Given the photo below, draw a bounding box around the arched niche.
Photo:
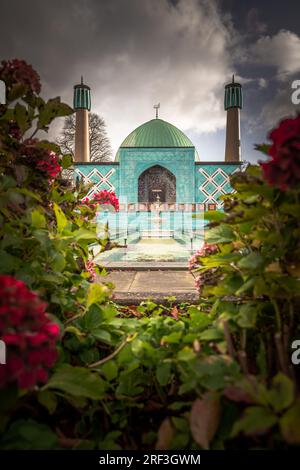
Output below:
[138,165,176,203]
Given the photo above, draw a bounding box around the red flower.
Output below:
[0,59,41,95]
[36,153,61,179]
[260,115,300,190]
[21,139,61,180]
[0,275,60,390]
[82,190,119,211]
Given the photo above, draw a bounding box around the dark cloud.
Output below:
[1,0,300,162]
[246,8,267,35]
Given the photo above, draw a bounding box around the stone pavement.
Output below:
[101,270,198,305]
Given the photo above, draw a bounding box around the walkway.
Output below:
[102,270,198,305]
[95,238,201,304]
[95,238,195,269]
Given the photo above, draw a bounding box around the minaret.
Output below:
[73,77,91,162]
[224,75,242,162]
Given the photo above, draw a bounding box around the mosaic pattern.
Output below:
[119,147,195,203]
[74,165,119,198]
[196,165,239,209]
[74,160,239,206]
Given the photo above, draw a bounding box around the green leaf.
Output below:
[79,348,99,364]
[235,277,256,295]
[82,307,104,330]
[7,189,24,206]
[161,331,182,344]
[31,209,46,229]
[280,400,300,444]
[206,225,236,244]
[14,103,29,133]
[156,362,172,386]
[64,325,85,338]
[205,211,226,222]
[87,283,109,308]
[62,153,73,169]
[44,364,107,399]
[37,390,58,414]
[177,347,196,362]
[92,329,112,344]
[74,228,97,241]
[254,143,270,155]
[99,431,122,450]
[238,252,264,270]
[116,371,145,397]
[237,304,257,328]
[267,373,294,412]
[38,97,73,128]
[14,187,41,201]
[53,203,68,232]
[0,419,57,450]
[100,361,118,381]
[188,307,212,331]
[51,252,66,272]
[231,406,277,436]
[199,328,224,341]
[0,251,21,273]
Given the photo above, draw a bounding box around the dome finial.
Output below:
[81,75,83,85]
[232,74,235,83]
[153,103,160,119]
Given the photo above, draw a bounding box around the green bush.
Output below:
[0,60,299,450]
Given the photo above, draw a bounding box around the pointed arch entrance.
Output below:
[138,165,176,203]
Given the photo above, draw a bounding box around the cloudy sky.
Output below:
[1,0,300,162]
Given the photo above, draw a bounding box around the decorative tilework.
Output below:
[74,160,239,208]
[74,165,119,198]
[119,147,195,203]
[196,165,240,209]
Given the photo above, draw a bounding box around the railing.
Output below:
[118,202,216,212]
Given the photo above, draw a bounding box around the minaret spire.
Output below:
[73,77,91,162]
[224,75,243,162]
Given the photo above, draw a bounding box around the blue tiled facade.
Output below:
[119,148,195,203]
[74,148,240,209]
[75,164,120,195]
[195,163,239,207]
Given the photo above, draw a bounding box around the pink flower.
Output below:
[188,243,218,270]
[85,260,97,281]
[194,276,202,290]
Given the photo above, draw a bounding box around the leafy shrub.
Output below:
[189,118,300,445]
[0,59,299,450]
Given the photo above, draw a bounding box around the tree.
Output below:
[57,113,113,162]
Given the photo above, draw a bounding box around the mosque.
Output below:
[72,77,242,213]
